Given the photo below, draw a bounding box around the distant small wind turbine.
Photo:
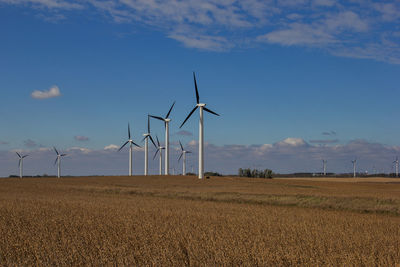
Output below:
[393,157,399,177]
[119,123,140,176]
[351,159,357,178]
[180,72,220,179]
[322,159,327,176]
[142,115,157,176]
[178,141,191,176]
[150,101,175,175]
[16,152,28,178]
[54,147,67,178]
[153,135,165,175]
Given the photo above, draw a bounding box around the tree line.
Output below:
[238,168,273,178]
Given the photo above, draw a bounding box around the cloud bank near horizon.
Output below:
[1,0,400,64]
[1,137,399,177]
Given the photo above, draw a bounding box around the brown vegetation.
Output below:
[0,176,399,265]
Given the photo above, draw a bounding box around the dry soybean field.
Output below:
[0,175,399,265]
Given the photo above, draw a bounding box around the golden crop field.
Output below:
[0,175,399,266]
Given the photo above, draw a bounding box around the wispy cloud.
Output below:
[175,130,193,137]
[0,141,8,145]
[309,139,339,144]
[322,131,337,136]
[23,139,37,148]
[0,0,83,10]
[31,85,61,99]
[74,135,89,142]
[2,0,400,64]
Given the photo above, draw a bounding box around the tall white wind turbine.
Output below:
[142,115,157,176]
[180,72,220,179]
[119,123,141,176]
[150,101,175,175]
[178,141,191,176]
[351,159,357,178]
[153,135,165,175]
[54,147,67,178]
[16,152,28,178]
[393,157,399,177]
[322,159,327,176]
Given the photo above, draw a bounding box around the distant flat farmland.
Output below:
[0,176,399,265]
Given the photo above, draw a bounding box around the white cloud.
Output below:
[0,0,83,10]
[258,23,335,46]
[1,138,400,176]
[188,140,198,146]
[1,0,400,64]
[31,85,61,99]
[104,144,119,150]
[67,147,91,154]
[277,138,307,146]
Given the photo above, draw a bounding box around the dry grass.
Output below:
[0,176,399,265]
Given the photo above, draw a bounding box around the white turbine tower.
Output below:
[351,159,357,178]
[180,72,220,179]
[178,141,191,176]
[16,152,28,178]
[322,159,327,176]
[54,147,67,178]
[150,101,175,175]
[393,157,399,177]
[118,123,141,176]
[142,115,157,176]
[153,135,165,175]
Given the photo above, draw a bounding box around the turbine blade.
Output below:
[118,141,129,151]
[54,147,59,155]
[61,154,67,157]
[149,135,157,149]
[166,101,175,119]
[149,115,165,122]
[141,136,147,142]
[178,153,183,162]
[179,106,198,128]
[204,107,220,116]
[186,151,192,153]
[193,72,199,104]
[22,155,28,158]
[153,149,159,160]
[179,140,183,151]
[147,115,150,133]
[128,123,131,139]
[156,135,160,147]
[54,157,58,165]
[16,152,21,158]
[132,141,141,148]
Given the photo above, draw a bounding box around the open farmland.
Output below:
[0,176,399,265]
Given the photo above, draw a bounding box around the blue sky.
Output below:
[0,0,399,176]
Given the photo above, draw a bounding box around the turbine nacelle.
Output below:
[197,103,206,107]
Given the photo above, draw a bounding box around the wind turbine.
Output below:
[150,101,175,175]
[54,147,67,178]
[178,141,191,176]
[142,115,157,176]
[393,157,399,177]
[322,159,327,176]
[119,123,140,176]
[351,159,357,178]
[180,72,220,179]
[16,152,28,178]
[153,135,165,175]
